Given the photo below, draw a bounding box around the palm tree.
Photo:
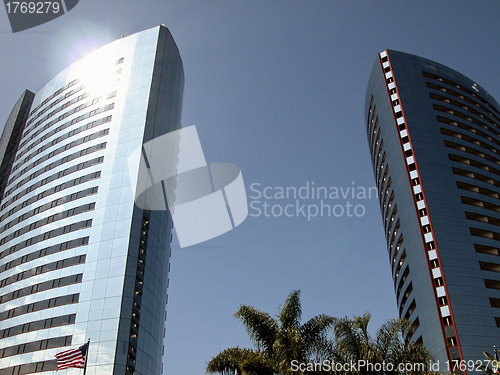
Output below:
[206,290,335,375]
[333,313,379,371]
[333,312,432,374]
[375,317,431,373]
[207,292,436,375]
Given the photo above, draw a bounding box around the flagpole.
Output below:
[83,339,90,375]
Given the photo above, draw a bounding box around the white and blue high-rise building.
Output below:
[0,25,184,375]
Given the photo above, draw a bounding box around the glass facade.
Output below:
[366,50,500,372]
[0,25,184,375]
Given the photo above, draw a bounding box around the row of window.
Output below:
[25,90,88,138]
[0,201,95,247]
[367,69,407,308]
[396,265,410,300]
[393,249,406,281]
[470,227,500,241]
[462,196,500,213]
[476,244,500,256]
[399,282,413,316]
[28,79,79,120]
[370,116,379,155]
[0,335,72,359]
[19,107,111,160]
[367,102,382,182]
[426,81,500,125]
[366,95,374,138]
[391,226,403,270]
[370,120,380,155]
[438,116,500,150]
[434,104,497,137]
[485,279,500,290]
[367,100,389,206]
[423,71,500,119]
[453,167,500,189]
[475,231,500,328]
[403,299,416,320]
[0,219,92,262]
[15,113,111,171]
[380,176,392,212]
[1,186,98,235]
[377,159,392,234]
[0,255,85,289]
[23,96,112,149]
[25,90,90,141]
[7,134,107,192]
[0,171,100,224]
[388,215,400,243]
[0,273,83,305]
[375,151,386,189]
[442,113,500,293]
[383,191,395,227]
[2,155,104,212]
[457,181,500,199]
[127,215,150,374]
[430,92,499,130]
[481,262,500,273]
[27,84,85,126]
[386,204,397,240]
[0,359,56,375]
[444,133,500,161]
[366,99,389,200]
[20,99,112,154]
[0,237,88,274]
[371,126,381,164]
[1,313,75,340]
[13,129,107,185]
[477,246,500,333]
[449,154,500,178]
[0,293,79,321]
[379,163,390,199]
[366,97,397,238]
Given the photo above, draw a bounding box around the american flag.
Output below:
[55,342,89,370]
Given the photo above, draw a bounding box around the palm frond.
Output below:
[234,305,277,354]
[273,327,306,374]
[206,347,253,375]
[240,352,276,375]
[353,312,372,345]
[374,317,431,371]
[478,352,499,375]
[301,314,335,355]
[278,290,302,330]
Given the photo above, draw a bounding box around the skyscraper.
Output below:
[365,50,500,371]
[0,25,184,375]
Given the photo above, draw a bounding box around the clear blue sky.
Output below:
[1,1,499,374]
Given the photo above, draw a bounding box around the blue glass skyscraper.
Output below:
[366,50,500,372]
[0,25,183,375]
